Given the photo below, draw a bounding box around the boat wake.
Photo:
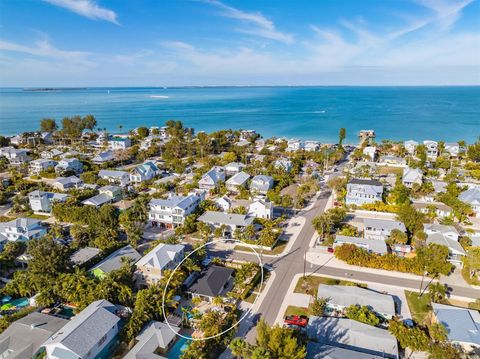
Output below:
[150,95,169,99]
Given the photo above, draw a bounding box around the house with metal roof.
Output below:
[0,218,47,244]
[363,218,406,241]
[346,178,383,206]
[92,150,115,164]
[130,161,160,183]
[412,201,453,219]
[55,158,83,175]
[432,303,480,352]
[187,265,234,302]
[43,300,121,359]
[404,140,418,155]
[89,245,141,279]
[148,193,202,229]
[29,158,57,175]
[317,285,396,319]
[28,190,69,213]
[226,171,250,192]
[248,199,273,219]
[98,169,130,186]
[274,159,293,172]
[109,137,131,150]
[136,243,185,285]
[459,187,480,218]
[82,185,123,207]
[307,317,398,359]
[198,211,255,236]
[402,167,423,188]
[198,166,226,191]
[225,162,246,176]
[306,342,387,359]
[333,235,388,255]
[0,312,68,359]
[124,321,180,359]
[426,232,465,266]
[250,175,274,194]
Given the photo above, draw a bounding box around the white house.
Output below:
[345,179,383,206]
[198,211,254,236]
[135,243,185,285]
[402,167,423,188]
[250,175,274,194]
[333,235,388,255]
[363,218,406,241]
[274,159,293,172]
[459,187,480,218]
[148,193,202,229]
[29,159,57,175]
[305,141,320,152]
[55,158,83,175]
[444,142,460,157]
[216,196,232,212]
[413,201,453,219]
[98,169,130,186]
[226,171,250,192]
[363,146,377,161]
[424,224,464,266]
[0,218,47,243]
[28,190,69,213]
[109,137,131,150]
[224,162,245,176]
[198,166,226,191]
[41,149,63,159]
[286,139,305,152]
[0,147,29,165]
[92,150,115,164]
[423,140,438,160]
[130,161,160,183]
[248,199,273,219]
[404,140,418,155]
[43,300,121,359]
[424,223,459,241]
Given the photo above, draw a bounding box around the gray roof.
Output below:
[98,169,128,178]
[317,285,395,317]
[82,193,112,206]
[363,218,406,233]
[307,342,387,359]
[149,193,199,211]
[90,245,141,275]
[459,187,480,205]
[349,178,383,187]
[334,235,388,255]
[423,223,459,236]
[124,321,180,359]
[432,303,480,346]
[198,211,254,227]
[426,233,466,255]
[250,175,274,191]
[0,312,68,359]
[70,247,101,265]
[226,171,250,186]
[136,243,185,270]
[188,265,234,298]
[54,176,82,186]
[307,317,398,359]
[44,300,120,358]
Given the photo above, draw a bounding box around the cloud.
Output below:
[43,0,119,24]
[204,0,294,44]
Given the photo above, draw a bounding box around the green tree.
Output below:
[345,305,380,326]
[82,114,97,131]
[338,128,346,147]
[40,118,58,132]
[388,318,430,353]
[312,214,333,239]
[465,247,480,279]
[310,296,328,316]
[389,228,408,244]
[396,203,425,236]
[137,126,149,138]
[428,282,447,303]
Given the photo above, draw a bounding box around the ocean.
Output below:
[0,86,479,143]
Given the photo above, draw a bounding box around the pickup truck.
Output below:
[284,315,309,328]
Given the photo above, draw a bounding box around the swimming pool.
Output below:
[9,298,29,308]
[168,335,191,359]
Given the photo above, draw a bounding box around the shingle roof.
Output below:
[70,247,101,265]
[432,303,480,346]
[188,265,234,298]
[348,178,383,187]
[136,243,185,270]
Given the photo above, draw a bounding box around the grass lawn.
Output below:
[461,266,480,286]
[284,305,309,317]
[405,290,432,324]
[244,292,257,304]
[234,241,287,255]
[377,166,404,175]
[294,275,367,294]
[28,214,50,220]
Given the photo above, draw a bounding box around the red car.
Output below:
[284,315,309,328]
[327,247,334,253]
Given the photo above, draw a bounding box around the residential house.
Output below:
[248,199,273,219]
[70,247,101,267]
[412,201,453,218]
[92,150,115,164]
[459,187,480,218]
[235,139,250,147]
[98,169,130,186]
[305,141,320,152]
[148,193,202,229]
[307,317,398,359]
[250,175,274,194]
[0,147,29,165]
[109,137,131,150]
[226,171,250,192]
[404,140,418,155]
[402,167,423,188]
[363,146,376,161]
[130,161,160,183]
[28,190,69,213]
[379,155,406,166]
[198,166,226,191]
[333,235,388,255]
[424,223,459,241]
[55,158,83,175]
[187,265,234,302]
[0,312,68,359]
[423,140,438,160]
[426,232,465,266]
[316,285,396,319]
[124,321,180,359]
[239,130,256,140]
[82,185,123,207]
[89,245,141,279]
[363,218,406,241]
[43,300,121,359]
[29,159,57,175]
[432,303,480,352]
[136,243,185,285]
[307,342,387,359]
[225,162,245,176]
[53,176,83,191]
[345,178,384,206]
[444,142,460,157]
[0,218,46,244]
[274,159,293,172]
[286,139,304,152]
[216,196,232,212]
[197,211,255,237]
[41,149,63,159]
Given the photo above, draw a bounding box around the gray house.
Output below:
[363,218,406,241]
[345,179,383,206]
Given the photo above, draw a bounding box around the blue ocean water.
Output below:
[0,86,479,143]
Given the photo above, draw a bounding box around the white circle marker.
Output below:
[162,238,264,341]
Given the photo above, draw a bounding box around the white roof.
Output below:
[136,243,185,270]
[459,187,480,206]
[226,171,250,185]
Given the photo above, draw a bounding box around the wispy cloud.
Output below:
[43,0,119,24]
[204,0,294,44]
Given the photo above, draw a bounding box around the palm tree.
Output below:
[229,338,250,359]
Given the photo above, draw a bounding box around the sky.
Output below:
[0,0,479,86]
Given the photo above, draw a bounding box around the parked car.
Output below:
[284,315,308,328]
[327,247,334,253]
